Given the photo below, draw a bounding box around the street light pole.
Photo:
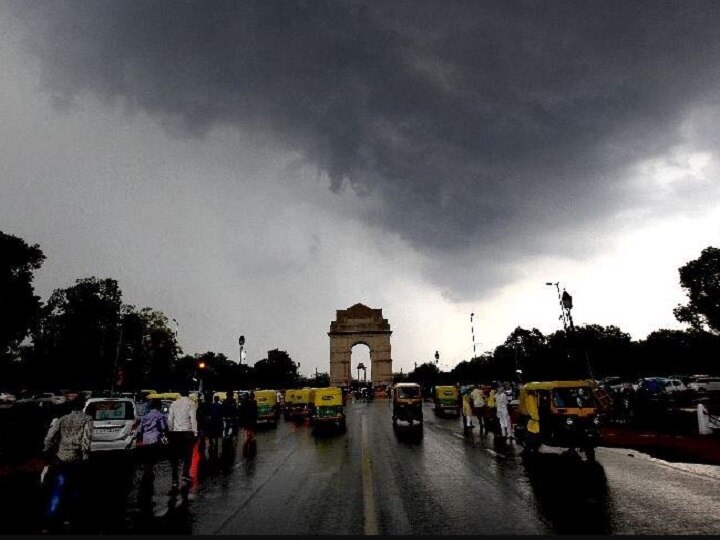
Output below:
[238,335,245,365]
[111,323,124,397]
[546,282,569,331]
[470,312,476,359]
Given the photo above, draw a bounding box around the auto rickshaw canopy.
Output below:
[314,387,343,407]
[146,392,198,402]
[254,389,278,405]
[521,379,596,391]
[434,386,457,400]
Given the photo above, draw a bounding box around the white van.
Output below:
[84,397,138,452]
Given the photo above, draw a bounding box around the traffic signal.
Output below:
[198,360,206,369]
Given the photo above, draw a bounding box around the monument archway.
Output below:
[328,304,392,387]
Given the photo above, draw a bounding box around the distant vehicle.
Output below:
[33,392,67,407]
[84,397,138,452]
[0,392,16,403]
[663,378,687,393]
[688,377,720,393]
[432,385,460,417]
[637,377,668,394]
[255,389,280,427]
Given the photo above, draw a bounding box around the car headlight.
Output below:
[566,417,574,425]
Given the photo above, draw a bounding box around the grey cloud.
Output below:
[8,0,720,293]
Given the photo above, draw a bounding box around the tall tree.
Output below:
[254,349,297,389]
[30,277,123,389]
[674,246,720,334]
[0,231,46,360]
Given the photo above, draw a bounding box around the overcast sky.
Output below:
[1,1,719,377]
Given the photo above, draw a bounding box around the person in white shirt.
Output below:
[167,387,198,488]
[495,384,513,440]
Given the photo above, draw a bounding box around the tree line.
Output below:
[1,231,719,393]
[0,231,330,393]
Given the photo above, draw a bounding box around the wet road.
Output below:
[6,399,720,534]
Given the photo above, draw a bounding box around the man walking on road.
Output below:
[41,391,93,531]
[167,387,198,489]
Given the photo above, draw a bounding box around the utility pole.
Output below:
[111,324,124,396]
[470,312,476,359]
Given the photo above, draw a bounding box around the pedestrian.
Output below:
[470,384,486,435]
[136,398,169,500]
[239,391,259,458]
[462,391,474,436]
[167,387,198,489]
[495,384,513,440]
[197,391,214,460]
[221,390,239,441]
[207,394,223,460]
[41,391,93,531]
[698,401,713,435]
[487,387,497,434]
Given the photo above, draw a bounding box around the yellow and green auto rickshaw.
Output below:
[286,388,316,421]
[433,385,460,417]
[391,383,424,430]
[254,389,280,428]
[309,387,346,431]
[283,389,302,421]
[514,380,603,461]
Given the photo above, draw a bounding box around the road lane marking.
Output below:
[361,415,378,535]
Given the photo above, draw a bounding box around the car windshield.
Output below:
[85,400,134,420]
[552,388,594,408]
[397,387,421,399]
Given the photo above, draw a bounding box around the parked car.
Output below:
[663,378,687,393]
[84,397,138,452]
[687,377,720,393]
[33,392,67,407]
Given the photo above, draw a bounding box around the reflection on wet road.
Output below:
[5,399,720,534]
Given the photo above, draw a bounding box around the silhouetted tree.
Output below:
[254,349,297,389]
[30,277,123,389]
[0,232,45,361]
[674,246,720,334]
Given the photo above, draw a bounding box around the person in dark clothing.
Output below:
[221,391,239,439]
[136,398,169,506]
[239,392,259,458]
[196,391,214,460]
[206,394,223,460]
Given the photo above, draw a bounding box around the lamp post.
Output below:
[561,290,575,332]
[546,282,569,331]
[470,312,476,359]
[111,323,124,397]
[238,335,245,365]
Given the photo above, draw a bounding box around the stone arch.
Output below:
[328,304,392,387]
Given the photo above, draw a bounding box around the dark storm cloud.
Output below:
[9,0,720,264]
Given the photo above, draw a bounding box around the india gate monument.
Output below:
[328,303,393,387]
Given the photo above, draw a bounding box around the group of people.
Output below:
[39,387,259,532]
[459,382,515,440]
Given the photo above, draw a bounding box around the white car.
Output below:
[663,378,687,393]
[84,397,138,452]
[688,377,720,393]
[33,392,67,407]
